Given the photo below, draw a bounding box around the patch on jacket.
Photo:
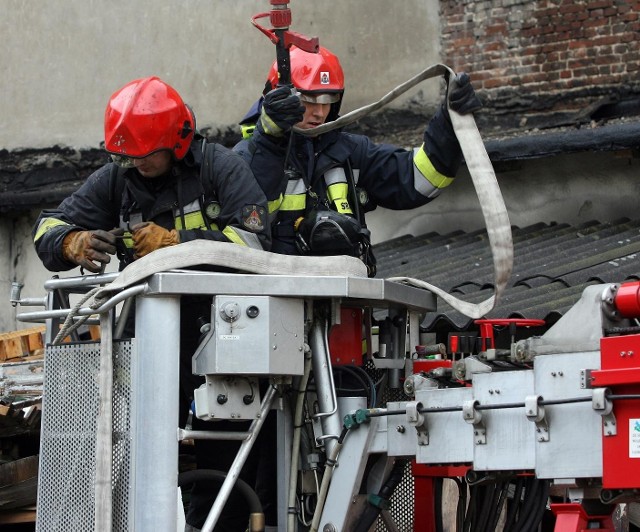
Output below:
[242,205,266,232]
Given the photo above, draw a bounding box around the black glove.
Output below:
[448,72,482,115]
[258,86,306,137]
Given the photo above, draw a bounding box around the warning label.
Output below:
[630,419,640,458]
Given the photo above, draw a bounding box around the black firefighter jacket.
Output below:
[33,138,271,272]
[234,103,462,256]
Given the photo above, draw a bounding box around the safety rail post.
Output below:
[131,293,181,531]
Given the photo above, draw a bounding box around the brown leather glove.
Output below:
[62,229,120,273]
[130,222,179,259]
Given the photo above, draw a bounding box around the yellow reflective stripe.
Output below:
[259,110,283,137]
[121,232,134,249]
[333,199,353,215]
[222,226,248,246]
[175,211,207,231]
[326,183,353,214]
[33,218,70,242]
[268,194,283,214]
[326,183,348,202]
[280,194,306,211]
[414,145,454,190]
[241,124,256,140]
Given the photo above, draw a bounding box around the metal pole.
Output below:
[132,294,181,532]
[201,385,277,532]
[309,319,342,458]
[94,310,113,532]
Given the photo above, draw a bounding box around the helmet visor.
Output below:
[298,92,341,104]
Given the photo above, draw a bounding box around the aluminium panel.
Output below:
[472,370,536,471]
[146,272,436,312]
[534,351,602,479]
[37,341,134,532]
[414,387,474,464]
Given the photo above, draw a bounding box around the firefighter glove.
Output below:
[258,85,305,137]
[130,222,179,259]
[62,229,119,273]
[447,72,482,115]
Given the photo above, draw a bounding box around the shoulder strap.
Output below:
[108,164,126,205]
[199,140,217,197]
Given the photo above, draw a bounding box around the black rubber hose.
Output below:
[453,477,467,532]
[504,477,525,532]
[434,477,444,532]
[178,469,263,516]
[475,484,493,532]
[353,460,407,532]
[463,484,478,532]
[488,480,509,532]
[520,479,549,532]
[515,477,540,532]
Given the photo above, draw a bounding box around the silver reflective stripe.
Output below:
[412,148,441,199]
[352,169,360,185]
[231,227,263,250]
[175,199,201,215]
[324,167,348,186]
[286,178,307,195]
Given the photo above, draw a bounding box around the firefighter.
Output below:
[32,76,270,532]
[233,45,482,528]
[234,45,482,277]
[34,76,269,272]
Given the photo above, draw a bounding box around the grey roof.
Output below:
[373,218,640,331]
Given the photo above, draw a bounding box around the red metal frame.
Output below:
[474,318,546,351]
[412,462,470,532]
[592,333,640,489]
[328,307,363,366]
[550,503,614,531]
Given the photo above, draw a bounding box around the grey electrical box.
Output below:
[192,295,305,375]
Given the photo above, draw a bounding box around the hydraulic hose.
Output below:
[503,477,525,532]
[352,459,407,532]
[287,343,313,532]
[178,469,265,532]
[309,427,349,532]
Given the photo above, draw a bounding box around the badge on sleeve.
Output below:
[242,205,266,232]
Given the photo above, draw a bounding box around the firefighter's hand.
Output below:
[130,222,179,259]
[61,229,119,273]
[448,72,482,115]
[258,86,305,137]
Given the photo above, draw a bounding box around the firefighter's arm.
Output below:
[234,129,290,223]
[417,72,482,184]
[32,166,121,272]
[180,147,272,251]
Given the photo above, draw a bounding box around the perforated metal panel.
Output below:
[36,341,134,532]
[375,379,415,532]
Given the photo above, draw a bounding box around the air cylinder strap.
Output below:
[293,64,513,319]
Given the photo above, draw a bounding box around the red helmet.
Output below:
[104,77,195,161]
[267,46,345,95]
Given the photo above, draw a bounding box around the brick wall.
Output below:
[440,0,640,127]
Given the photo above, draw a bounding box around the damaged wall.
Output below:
[440,0,640,130]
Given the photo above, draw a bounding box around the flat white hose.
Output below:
[296,63,513,319]
[91,240,368,306]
